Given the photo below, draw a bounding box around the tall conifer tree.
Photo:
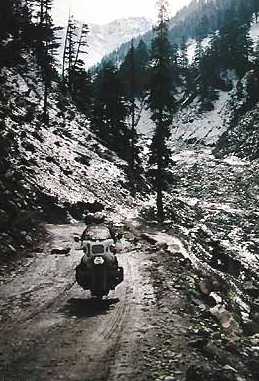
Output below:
[33,0,61,123]
[0,0,33,68]
[254,39,259,68]
[127,40,144,195]
[148,0,175,222]
[62,14,77,89]
[91,62,130,161]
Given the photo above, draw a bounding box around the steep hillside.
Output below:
[0,58,135,263]
[215,98,259,159]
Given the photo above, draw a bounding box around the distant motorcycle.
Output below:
[75,225,124,299]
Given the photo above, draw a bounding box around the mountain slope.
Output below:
[87,17,152,68]
[59,17,153,69]
[101,0,257,67]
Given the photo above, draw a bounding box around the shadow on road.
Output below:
[60,297,120,319]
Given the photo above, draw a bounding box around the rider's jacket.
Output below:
[80,224,118,269]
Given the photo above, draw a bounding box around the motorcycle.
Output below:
[75,229,124,299]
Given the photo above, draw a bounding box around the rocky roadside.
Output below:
[131,224,259,381]
[0,171,44,281]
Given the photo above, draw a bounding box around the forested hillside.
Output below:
[0,0,135,263]
[97,0,259,160]
[102,0,258,65]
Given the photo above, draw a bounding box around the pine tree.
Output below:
[33,0,61,124]
[0,0,34,68]
[193,38,204,69]
[179,38,188,71]
[72,24,89,80]
[147,0,176,222]
[253,0,259,22]
[254,38,259,68]
[170,42,181,86]
[71,65,93,116]
[193,37,218,109]
[197,14,210,39]
[219,19,253,77]
[91,62,130,161]
[62,16,89,98]
[62,14,77,90]
[118,39,150,193]
[119,39,150,98]
[126,40,144,195]
[193,39,206,102]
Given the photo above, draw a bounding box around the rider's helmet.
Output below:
[84,212,105,225]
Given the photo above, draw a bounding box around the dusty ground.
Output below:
[0,220,219,381]
[0,223,189,381]
[0,221,256,381]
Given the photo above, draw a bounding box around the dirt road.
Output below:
[0,224,156,381]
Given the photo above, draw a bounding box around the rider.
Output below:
[80,213,119,245]
[77,212,121,289]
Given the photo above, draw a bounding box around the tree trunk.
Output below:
[43,79,49,125]
[129,39,136,196]
[129,97,136,196]
[62,21,69,84]
[40,0,44,25]
[156,184,164,222]
[156,111,164,222]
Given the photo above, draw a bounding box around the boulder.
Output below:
[199,279,212,295]
[210,305,241,338]
[244,282,259,298]
[140,233,157,245]
[185,364,211,381]
[21,141,36,153]
[189,337,208,350]
[85,200,105,213]
[25,235,33,244]
[186,364,239,381]
[75,154,91,166]
[68,201,104,221]
[251,299,259,313]
[156,242,168,251]
[51,247,71,255]
[243,319,259,336]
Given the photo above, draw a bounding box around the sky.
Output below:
[52,0,192,26]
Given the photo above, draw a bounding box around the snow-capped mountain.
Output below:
[76,17,152,69]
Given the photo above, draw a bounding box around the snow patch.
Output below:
[250,21,259,45]
[187,35,213,64]
[171,91,230,146]
[223,156,249,166]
